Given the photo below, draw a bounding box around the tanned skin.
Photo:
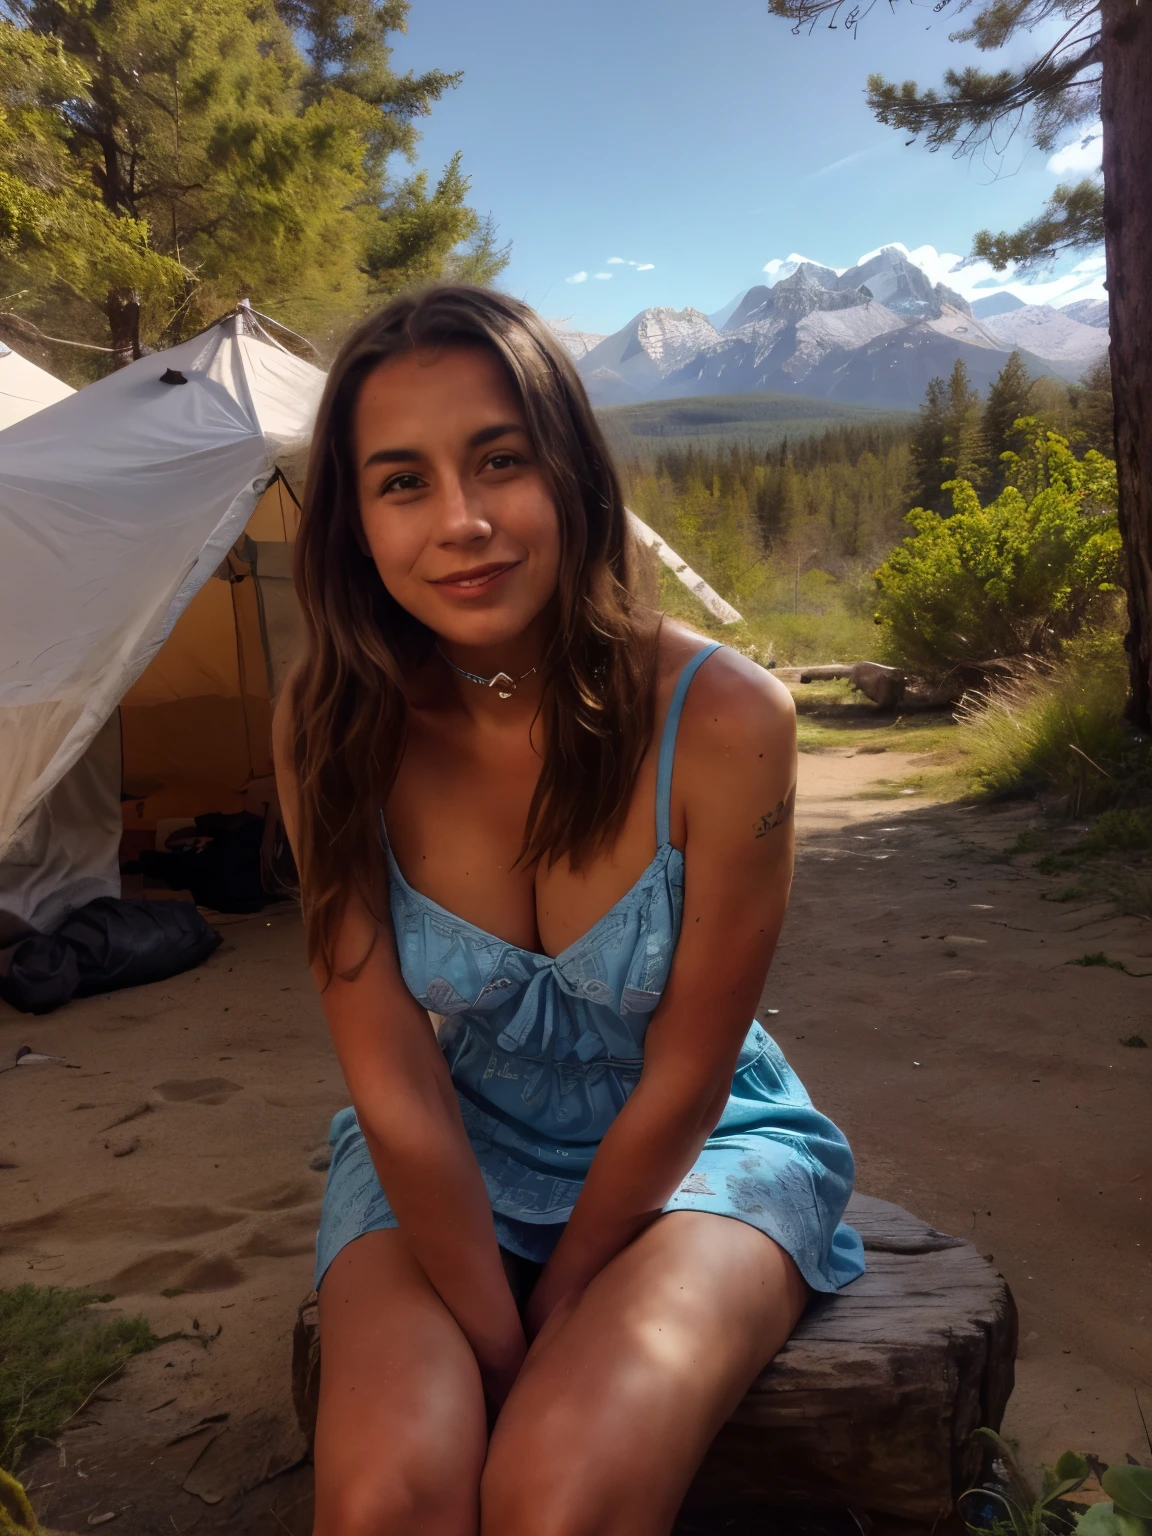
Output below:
[273,346,806,1536]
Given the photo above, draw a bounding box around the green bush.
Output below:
[956,628,1152,815]
[1081,807,1152,853]
[873,421,1121,679]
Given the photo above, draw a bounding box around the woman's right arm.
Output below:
[272,693,526,1406]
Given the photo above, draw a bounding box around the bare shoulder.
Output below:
[659,623,796,766]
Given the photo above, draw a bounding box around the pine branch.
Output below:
[971,177,1105,269]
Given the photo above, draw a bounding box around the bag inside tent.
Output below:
[0,309,321,955]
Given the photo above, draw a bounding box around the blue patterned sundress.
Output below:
[315,643,864,1294]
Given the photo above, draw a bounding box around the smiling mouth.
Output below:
[431,562,519,589]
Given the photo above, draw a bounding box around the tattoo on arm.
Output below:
[753,787,796,838]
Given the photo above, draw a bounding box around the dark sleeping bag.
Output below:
[0,897,221,1015]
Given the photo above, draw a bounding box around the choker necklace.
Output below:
[436,646,538,700]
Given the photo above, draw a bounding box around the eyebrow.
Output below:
[361,422,527,470]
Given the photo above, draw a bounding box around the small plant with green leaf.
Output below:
[960,1425,1152,1536]
[1073,1463,1152,1536]
[960,1429,1089,1536]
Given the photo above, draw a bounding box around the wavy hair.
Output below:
[289,285,659,981]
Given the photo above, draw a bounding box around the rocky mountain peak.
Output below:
[727,269,873,331]
[834,248,972,320]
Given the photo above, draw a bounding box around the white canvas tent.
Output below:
[0,310,324,932]
[0,339,75,430]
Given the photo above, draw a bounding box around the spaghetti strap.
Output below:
[655,642,722,847]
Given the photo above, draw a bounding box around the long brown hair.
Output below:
[289,285,659,980]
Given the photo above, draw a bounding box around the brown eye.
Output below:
[384,473,423,494]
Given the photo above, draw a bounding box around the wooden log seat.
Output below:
[291,1194,1017,1523]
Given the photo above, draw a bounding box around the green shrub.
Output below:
[1081,807,1152,853]
[955,628,1152,815]
[873,422,1121,679]
[0,1286,155,1472]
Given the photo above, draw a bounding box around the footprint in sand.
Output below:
[230,1178,317,1212]
[0,1191,246,1242]
[178,1253,247,1291]
[235,1210,319,1260]
[154,1078,242,1105]
[105,1250,247,1294]
[228,1180,320,1259]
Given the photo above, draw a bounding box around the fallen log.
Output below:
[291,1194,1016,1522]
[773,661,962,711]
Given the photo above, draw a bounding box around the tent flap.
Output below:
[0,318,323,855]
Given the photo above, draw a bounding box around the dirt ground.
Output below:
[2,740,1150,1534]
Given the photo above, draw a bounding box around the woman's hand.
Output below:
[525,647,798,1308]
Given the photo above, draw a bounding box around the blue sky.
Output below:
[391,0,1104,336]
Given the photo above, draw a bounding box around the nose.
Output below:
[434,470,491,545]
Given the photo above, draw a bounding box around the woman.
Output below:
[273,285,864,1536]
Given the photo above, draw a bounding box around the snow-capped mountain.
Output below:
[561,244,1110,409]
[831,248,970,320]
[664,271,905,396]
[981,304,1108,373]
[575,308,721,406]
[1060,297,1109,329]
[552,329,606,362]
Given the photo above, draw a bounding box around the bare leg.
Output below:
[312,1230,488,1536]
[481,1212,808,1536]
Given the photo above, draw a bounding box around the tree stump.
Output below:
[291,1194,1016,1522]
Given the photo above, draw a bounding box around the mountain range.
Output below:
[555,246,1109,411]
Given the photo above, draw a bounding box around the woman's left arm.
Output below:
[526,654,799,1341]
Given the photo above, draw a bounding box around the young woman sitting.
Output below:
[273,285,864,1536]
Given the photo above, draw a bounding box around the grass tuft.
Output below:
[0,1286,156,1473]
[1067,951,1125,971]
[955,629,1152,817]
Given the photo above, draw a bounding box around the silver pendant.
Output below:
[490,673,516,699]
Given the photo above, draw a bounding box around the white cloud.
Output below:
[1047,127,1103,175]
[593,272,613,280]
[565,270,588,284]
[894,242,1107,308]
[636,263,655,271]
[606,256,626,265]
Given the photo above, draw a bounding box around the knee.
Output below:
[481,1439,611,1536]
[314,1461,476,1536]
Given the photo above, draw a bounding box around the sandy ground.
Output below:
[1,745,1150,1533]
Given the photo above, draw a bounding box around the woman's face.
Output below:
[353,345,561,654]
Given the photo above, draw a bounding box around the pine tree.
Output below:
[909,377,949,513]
[983,352,1034,493]
[1069,357,1115,458]
[941,359,986,489]
[0,0,505,368]
[765,0,1152,727]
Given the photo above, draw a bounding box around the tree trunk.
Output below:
[107,288,142,369]
[1101,0,1152,731]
